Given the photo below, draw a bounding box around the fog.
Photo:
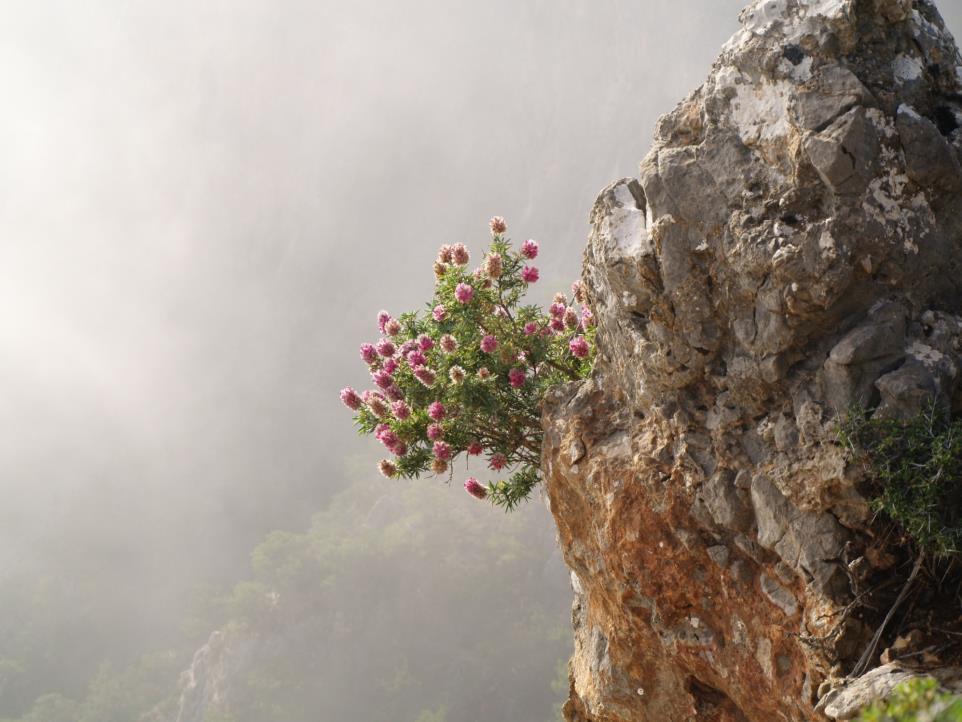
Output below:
[2,0,960,719]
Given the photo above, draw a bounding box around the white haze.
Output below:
[0,0,959,699]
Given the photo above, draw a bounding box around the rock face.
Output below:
[167,629,259,722]
[543,1,962,720]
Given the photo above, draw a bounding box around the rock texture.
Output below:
[544,1,962,720]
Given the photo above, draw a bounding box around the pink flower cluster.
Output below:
[341,222,597,505]
[455,283,474,304]
[569,335,590,358]
[464,477,487,499]
[480,335,498,353]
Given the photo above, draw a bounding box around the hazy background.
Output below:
[1,0,960,719]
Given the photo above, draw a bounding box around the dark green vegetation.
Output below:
[839,405,962,558]
[0,470,570,722]
[856,678,962,722]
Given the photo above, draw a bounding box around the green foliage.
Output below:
[856,678,962,721]
[343,224,595,509]
[838,404,962,557]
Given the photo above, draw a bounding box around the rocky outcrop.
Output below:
[544,1,962,720]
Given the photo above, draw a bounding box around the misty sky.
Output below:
[1,0,960,610]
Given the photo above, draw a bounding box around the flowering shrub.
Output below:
[340,217,596,510]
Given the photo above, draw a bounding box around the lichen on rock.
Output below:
[544,1,962,719]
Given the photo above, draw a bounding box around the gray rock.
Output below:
[875,359,941,419]
[707,545,731,568]
[699,469,755,532]
[804,107,880,196]
[896,105,962,193]
[759,574,799,617]
[750,474,848,593]
[791,64,874,131]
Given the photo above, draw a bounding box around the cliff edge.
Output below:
[543,1,962,719]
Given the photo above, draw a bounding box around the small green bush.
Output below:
[856,678,962,722]
[838,404,962,557]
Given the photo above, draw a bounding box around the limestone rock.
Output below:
[545,1,962,720]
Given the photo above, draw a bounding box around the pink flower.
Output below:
[427,423,443,440]
[521,265,539,283]
[550,318,565,333]
[480,335,498,353]
[521,239,539,259]
[417,334,435,351]
[439,334,458,353]
[432,458,449,474]
[467,441,483,456]
[484,253,503,279]
[360,343,378,364]
[571,279,587,303]
[383,358,399,375]
[339,387,362,410]
[433,440,452,461]
[406,349,427,367]
[378,429,400,451]
[377,311,391,334]
[437,244,454,264]
[564,307,579,330]
[508,367,526,388]
[477,367,491,380]
[489,453,507,471]
[394,441,408,457]
[452,243,470,265]
[523,322,538,336]
[364,391,390,418]
[553,292,567,305]
[464,477,488,500]
[428,401,446,421]
[385,319,402,336]
[413,366,437,387]
[448,366,466,385]
[372,369,393,389]
[489,216,507,235]
[549,302,566,318]
[392,400,411,420]
[569,335,590,358]
[376,339,396,357]
[378,459,397,478]
[582,307,595,327]
[433,305,447,322]
[385,384,405,401]
[455,283,474,304]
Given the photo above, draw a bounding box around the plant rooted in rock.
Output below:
[340,219,595,509]
[839,404,962,558]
